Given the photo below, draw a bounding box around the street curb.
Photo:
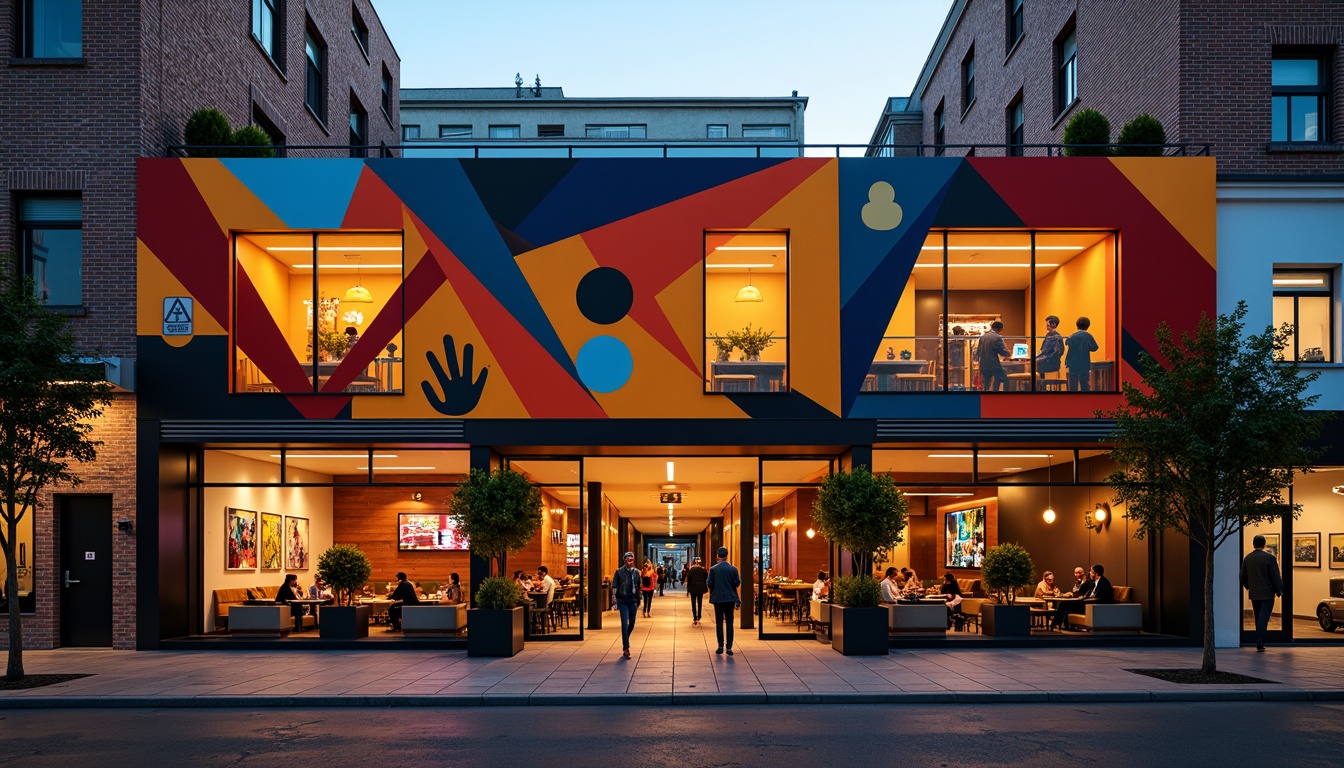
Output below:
[2,689,1337,708]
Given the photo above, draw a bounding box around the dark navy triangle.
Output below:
[931,162,1024,228]
[459,158,578,232]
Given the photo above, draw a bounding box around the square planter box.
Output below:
[980,603,1030,637]
[468,607,525,657]
[319,604,371,639]
[830,605,889,656]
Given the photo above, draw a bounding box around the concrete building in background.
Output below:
[869,0,1344,649]
[401,84,806,157]
[0,0,399,651]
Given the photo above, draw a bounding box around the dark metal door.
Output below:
[59,496,114,647]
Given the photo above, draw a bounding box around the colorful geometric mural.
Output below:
[137,156,1215,423]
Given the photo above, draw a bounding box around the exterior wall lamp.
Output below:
[1084,502,1111,533]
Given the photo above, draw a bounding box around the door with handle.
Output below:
[59,496,114,647]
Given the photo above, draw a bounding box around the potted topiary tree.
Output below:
[315,544,373,639]
[978,541,1035,637]
[1115,114,1167,157]
[1061,108,1112,157]
[230,124,276,158]
[448,466,543,657]
[812,466,909,655]
[183,107,232,157]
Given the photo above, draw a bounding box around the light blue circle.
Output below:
[576,335,633,393]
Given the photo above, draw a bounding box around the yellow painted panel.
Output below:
[1110,157,1216,270]
[182,160,287,234]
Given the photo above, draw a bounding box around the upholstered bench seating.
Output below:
[888,603,948,636]
[401,604,468,637]
[228,605,292,637]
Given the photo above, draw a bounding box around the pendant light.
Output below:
[1042,454,1056,524]
[734,268,763,302]
[342,254,374,303]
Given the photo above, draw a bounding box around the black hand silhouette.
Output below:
[422,334,488,415]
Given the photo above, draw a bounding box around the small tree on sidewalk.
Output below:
[0,273,112,681]
[1102,301,1324,674]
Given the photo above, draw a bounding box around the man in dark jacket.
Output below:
[1241,534,1284,652]
[684,558,709,625]
[1087,564,1114,603]
[706,547,742,656]
[386,571,419,632]
[611,552,641,658]
[1035,315,1063,383]
[976,321,1009,392]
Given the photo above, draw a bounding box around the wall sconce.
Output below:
[1084,502,1111,533]
[117,519,134,534]
[771,518,781,527]
[411,492,422,502]
[805,527,815,539]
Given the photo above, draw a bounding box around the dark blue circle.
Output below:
[576,267,633,325]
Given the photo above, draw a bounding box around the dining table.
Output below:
[287,598,328,630]
[359,597,395,624]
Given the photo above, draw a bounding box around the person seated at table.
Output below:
[940,573,965,629]
[413,581,426,599]
[813,571,830,601]
[900,568,925,598]
[386,571,420,632]
[439,572,464,605]
[513,570,534,593]
[1051,566,1094,630]
[1035,571,1060,598]
[536,565,557,601]
[308,576,333,601]
[1086,564,1115,604]
[275,573,306,630]
[1067,566,1093,598]
[878,567,903,603]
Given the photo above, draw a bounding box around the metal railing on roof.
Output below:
[164,142,1212,159]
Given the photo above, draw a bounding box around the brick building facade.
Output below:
[1,0,398,651]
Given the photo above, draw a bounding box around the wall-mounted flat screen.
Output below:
[945,506,986,568]
[398,513,469,551]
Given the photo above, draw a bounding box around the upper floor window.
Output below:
[439,125,471,138]
[1006,0,1024,52]
[537,124,565,137]
[489,125,521,139]
[401,125,420,140]
[19,0,82,58]
[707,124,728,139]
[351,3,369,56]
[1007,97,1025,156]
[704,231,790,394]
[1273,268,1335,362]
[585,124,647,139]
[381,66,392,115]
[305,27,327,121]
[1272,55,1328,143]
[961,47,976,113]
[349,95,367,158]
[933,103,946,156]
[1056,24,1077,114]
[742,124,789,139]
[19,195,82,306]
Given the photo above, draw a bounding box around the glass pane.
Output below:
[235,233,314,392]
[760,484,831,633]
[32,0,82,57]
[873,233,940,391]
[206,449,283,483]
[1297,295,1332,362]
[1272,59,1319,86]
[1035,232,1116,392]
[705,232,789,393]
[1271,96,1287,142]
[945,231,1033,392]
[28,228,81,305]
[1291,95,1321,141]
[982,451,1060,483]
[1273,295,1296,360]
[315,233,403,393]
[0,498,36,613]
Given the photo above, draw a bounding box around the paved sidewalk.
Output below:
[5,591,1343,708]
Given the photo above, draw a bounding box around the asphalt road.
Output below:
[1,702,1338,767]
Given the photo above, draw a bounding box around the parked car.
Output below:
[1317,597,1344,632]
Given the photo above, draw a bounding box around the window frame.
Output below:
[1271,53,1330,144]
[350,2,369,58]
[18,194,83,308]
[933,102,946,156]
[1056,23,1078,116]
[1006,0,1024,54]
[702,229,791,396]
[584,124,649,139]
[488,125,522,139]
[1273,268,1336,363]
[438,125,472,139]
[349,92,367,158]
[741,124,789,139]
[961,46,976,116]
[401,125,421,140]
[18,0,83,59]
[304,24,327,124]
[381,66,393,118]
[537,124,565,138]
[1007,95,1025,156]
[707,124,729,139]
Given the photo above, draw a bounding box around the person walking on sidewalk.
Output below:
[611,552,641,658]
[706,546,742,656]
[640,561,656,617]
[685,557,708,625]
[1241,534,1283,652]
[656,563,667,596]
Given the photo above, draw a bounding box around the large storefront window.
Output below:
[0,509,36,614]
[1273,268,1334,363]
[704,231,789,393]
[232,231,404,394]
[875,229,1117,392]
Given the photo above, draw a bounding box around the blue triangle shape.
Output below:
[221,159,366,229]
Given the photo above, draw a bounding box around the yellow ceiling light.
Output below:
[734,268,763,302]
[666,461,675,482]
[342,254,374,303]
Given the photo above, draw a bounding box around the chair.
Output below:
[240,358,279,393]
[793,589,812,630]
[715,374,755,392]
[862,373,878,391]
[776,590,797,623]
[529,592,553,635]
[895,361,936,391]
[553,586,577,628]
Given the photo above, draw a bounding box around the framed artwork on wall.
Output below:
[1329,534,1344,570]
[226,508,257,571]
[1260,533,1281,562]
[1293,532,1320,567]
[260,512,283,570]
[285,516,310,570]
